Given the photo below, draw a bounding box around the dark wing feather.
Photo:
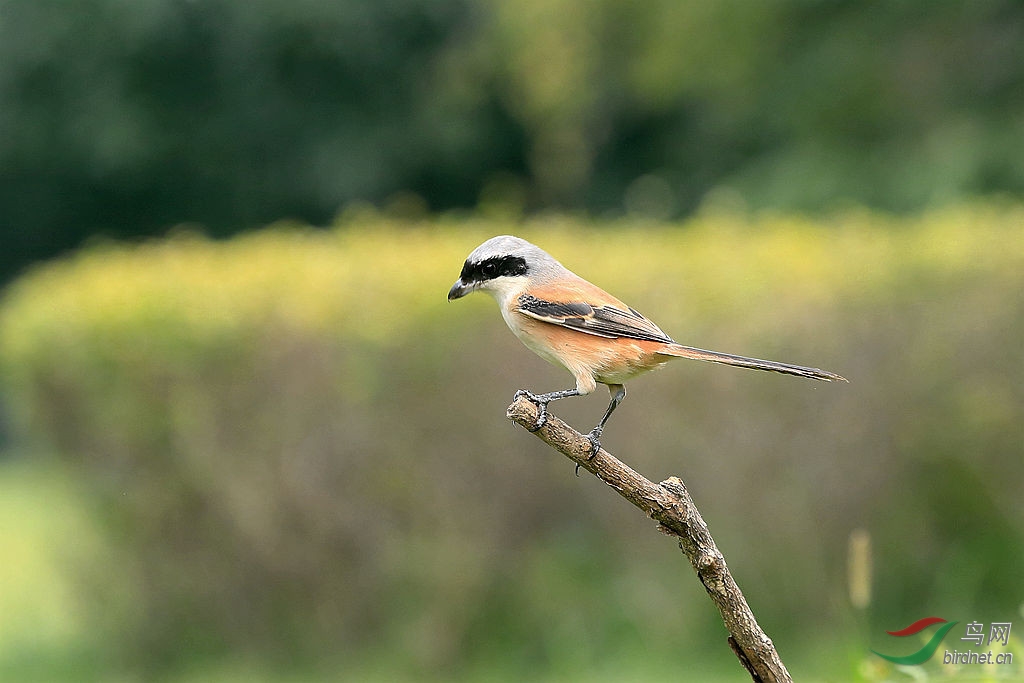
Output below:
[516,294,674,343]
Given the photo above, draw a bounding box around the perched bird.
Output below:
[448,235,846,457]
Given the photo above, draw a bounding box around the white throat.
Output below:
[480,275,528,309]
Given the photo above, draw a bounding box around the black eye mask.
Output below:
[461,255,528,283]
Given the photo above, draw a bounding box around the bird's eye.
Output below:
[481,262,497,278]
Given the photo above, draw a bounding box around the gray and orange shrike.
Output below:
[448,235,846,456]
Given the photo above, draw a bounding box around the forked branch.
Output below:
[507,396,793,683]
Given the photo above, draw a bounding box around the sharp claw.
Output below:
[513,390,548,432]
[585,428,602,459]
[575,432,599,476]
[528,400,548,432]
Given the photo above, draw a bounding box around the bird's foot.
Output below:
[513,389,548,432]
[573,429,602,476]
[584,426,603,459]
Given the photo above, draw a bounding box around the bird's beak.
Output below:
[448,278,473,301]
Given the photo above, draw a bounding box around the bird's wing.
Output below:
[515,293,674,344]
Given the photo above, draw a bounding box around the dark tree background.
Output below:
[2,0,1023,280]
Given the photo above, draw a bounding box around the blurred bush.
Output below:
[0,206,1022,676]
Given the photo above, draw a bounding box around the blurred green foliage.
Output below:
[3,0,1024,281]
[0,205,1022,680]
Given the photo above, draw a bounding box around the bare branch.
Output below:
[507,396,793,683]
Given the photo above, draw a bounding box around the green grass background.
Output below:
[1,204,1022,681]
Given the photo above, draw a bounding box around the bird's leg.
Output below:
[513,388,580,432]
[584,384,626,459]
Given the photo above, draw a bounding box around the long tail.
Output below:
[658,343,847,382]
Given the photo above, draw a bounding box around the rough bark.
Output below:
[507,396,793,683]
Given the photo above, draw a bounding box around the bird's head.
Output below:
[448,235,561,304]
